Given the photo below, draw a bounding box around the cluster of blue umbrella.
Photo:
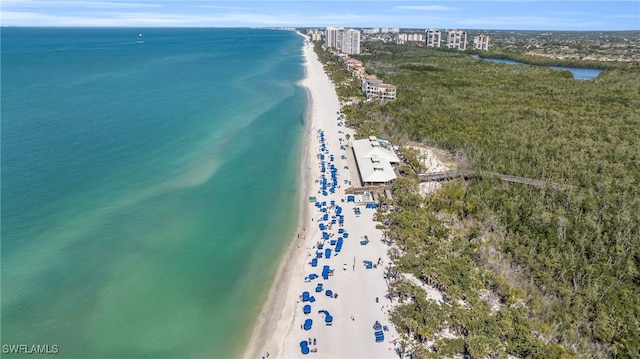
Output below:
[304,318,313,330]
[318,310,333,325]
[322,265,332,280]
[298,128,352,350]
[317,130,341,197]
[301,291,316,303]
[300,340,310,355]
[335,237,344,252]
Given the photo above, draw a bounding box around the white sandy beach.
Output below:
[243,35,400,359]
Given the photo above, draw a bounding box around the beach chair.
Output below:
[375,330,384,342]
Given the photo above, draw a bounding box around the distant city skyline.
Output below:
[2,1,639,31]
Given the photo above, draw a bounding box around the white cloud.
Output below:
[1,11,185,26]
[606,14,639,19]
[3,1,161,8]
[395,5,456,11]
[459,16,605,30]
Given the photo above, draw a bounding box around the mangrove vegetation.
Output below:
[316,41,640,358]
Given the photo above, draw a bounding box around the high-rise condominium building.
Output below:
[473,34,490,50]
[446,30,467,50]
[325,27,343,49]
[324,27,360,55]
[426,29,441,47]
[341,29,361,55]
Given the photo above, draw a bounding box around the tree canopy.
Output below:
[317,42,640,358]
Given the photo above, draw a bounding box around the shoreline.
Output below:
[242,33,319,359]
[244,33,399,359]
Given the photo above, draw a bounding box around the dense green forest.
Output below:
[315,42,640,358]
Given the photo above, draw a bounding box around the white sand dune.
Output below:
[243,34,400,359]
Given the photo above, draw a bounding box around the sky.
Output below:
[2,0,639,30]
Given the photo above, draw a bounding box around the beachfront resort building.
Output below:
[352,137,401,185]
[324,28,361,55]
[426,29,441,47]
[360,75,396,100]
[329,47,396,100]
[473,34,490,50]
[446,30,467,50]
[361,75,397,100]
[345,58,366,77]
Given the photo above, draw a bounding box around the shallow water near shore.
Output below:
[1,28,305,358]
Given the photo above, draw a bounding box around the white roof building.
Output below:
[352,136,400,185]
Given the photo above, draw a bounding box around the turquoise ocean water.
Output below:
[1,28,306,358]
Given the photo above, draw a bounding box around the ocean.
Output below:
[1,27,306,358]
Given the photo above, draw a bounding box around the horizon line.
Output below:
[2,25,639,32]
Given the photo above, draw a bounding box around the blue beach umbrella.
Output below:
[325,315,333,325]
